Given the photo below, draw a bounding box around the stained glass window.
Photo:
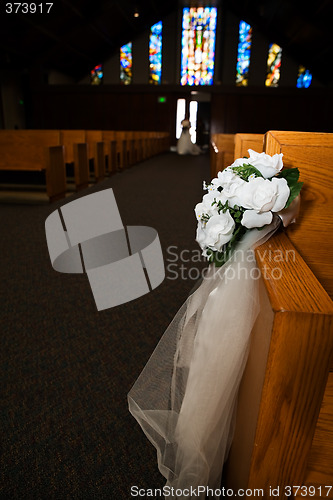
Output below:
[120,42,132,85]
[297,65,312,88]
[149,21,162,85]
[265,43,282,87]
[236,20,252,86]
[180,7,217,86]
[90,64,103,85]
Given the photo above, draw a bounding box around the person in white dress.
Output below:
[177,119,202,155]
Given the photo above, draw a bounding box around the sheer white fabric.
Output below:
[128,218,281,498]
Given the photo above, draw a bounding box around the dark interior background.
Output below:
[0,0,332,139]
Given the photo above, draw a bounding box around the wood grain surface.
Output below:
[234,133,264,159]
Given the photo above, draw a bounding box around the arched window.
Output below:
[236,21,252,86]
[265,43,282,87]
[181,7,217,86]
[149,21,162,85]
[120,42,132,85]
[90,64,103,85]
[297,66,312,88]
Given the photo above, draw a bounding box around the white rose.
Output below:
[240,177,289,212]
[196,222,208,250]
[230,157,249,168]
[194,198,218,221]
[196,212,235,252]
[214,168,245,207]
[241,210,273,229]
[269,177,290,212]
[213,190,228,206]
[247,149,284,178]
[202,191,218,204]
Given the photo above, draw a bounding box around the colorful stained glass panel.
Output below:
[90,64,103,85]
[120,42,132,85]
[236,21,252,86]
[265,43,282,87]
[297,65,312,88]
[180,7,217,86]
[149,21,162,85]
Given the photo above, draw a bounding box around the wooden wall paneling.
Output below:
[67,93,92,130]
[26,86,333,137]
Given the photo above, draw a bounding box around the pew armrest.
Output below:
[45,145,67,202]
[93,141,105,181]
[73,143,89,191]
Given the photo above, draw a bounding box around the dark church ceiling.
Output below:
[0,0,331,86]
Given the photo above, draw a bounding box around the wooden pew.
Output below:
[153,131,170,155]
[210,134,235,179]
[85,130,106,181]
[133,131,146,162]
[225,131,333,499]
[234,133,264,159]
[0,130,66,202]
[122,131,136,166]
[161,131,171,153]
[138,131,151,161]
[114,131,131,169]
[101,131,118,173]
[59,130,90,191]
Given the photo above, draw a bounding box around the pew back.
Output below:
[210,134,235,179]
[265,130,333,298]
[85,130,103,159]
[234,133,264,159]
[101,131,117,173]
[0,130,61,171]
[60,130,86,164]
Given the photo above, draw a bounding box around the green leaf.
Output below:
[285,181,303,208]
[231,164,264,181]
[277,167,300,186]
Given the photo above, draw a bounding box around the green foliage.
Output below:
[231,163,264,181]
[212,199,245,224]
[277,167,303,208]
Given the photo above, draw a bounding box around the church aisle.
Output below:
[0,151,210,499]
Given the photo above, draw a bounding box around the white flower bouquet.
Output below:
[195,149,303,267]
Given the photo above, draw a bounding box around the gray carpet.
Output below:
[0,151,210,499]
